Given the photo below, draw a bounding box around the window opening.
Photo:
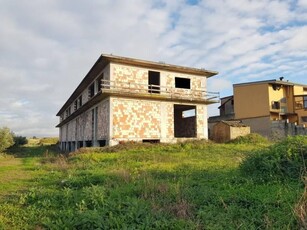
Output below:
[78,96,82,108]
[142,139,160,143]
[175,77,190,89]
[302,116,307,122]
[182,109,196,118]
[78,141,83,148]
[88,83,95,98]
[148,71,160,94]
[98,140,106,147]
[271,101,280,110]
[85,141,92,147]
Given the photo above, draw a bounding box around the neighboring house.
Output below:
[212,120,250,143]
[56,54,219,151]
[209,79,307,138]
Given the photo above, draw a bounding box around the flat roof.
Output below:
[56,54,218,116]
[233,79,307,87]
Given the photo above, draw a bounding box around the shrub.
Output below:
[0,127,14,152]
[228,133,269,145]
[240,136,307,181]
[13,135,28,146]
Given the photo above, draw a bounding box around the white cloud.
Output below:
[0,0,306,136]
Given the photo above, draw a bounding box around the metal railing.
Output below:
[100,79,219,102]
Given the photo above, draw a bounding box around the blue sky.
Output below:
[0,0,306,136]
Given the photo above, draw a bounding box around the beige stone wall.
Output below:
[110,97,208,143]
[111,98,161,140]
[229,126,250,139]
[196,105,206,139]
[111,63,205,92]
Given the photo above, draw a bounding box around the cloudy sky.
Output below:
[0,0,307,137]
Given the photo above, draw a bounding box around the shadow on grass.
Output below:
[6,144,61,158]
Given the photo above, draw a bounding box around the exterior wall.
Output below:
[229,126,250,140]
[212,123,250,143]
[111,97,162,142]
[97,99,110,140]
[234,84,269,119]
[221,98,234,116]
[110,63,204,92]
[212,123,230,143]
[240,116,272,137]
[294,85,307,125]
[197,105,207,139]
[109,97,208,145]
[59,99,110,146]
[294,85,305,95]
[271,120,307,140]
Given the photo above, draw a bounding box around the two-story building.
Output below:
[209,79,307,138]
[56,54,219,151]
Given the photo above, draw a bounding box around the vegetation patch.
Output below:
[228,133,270,145]
[240,135,307,181]
[0,137,305,229]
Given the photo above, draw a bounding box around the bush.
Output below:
[240,136,307,181]
[13,135,28,146]
[0,127,14,152]
[228,133,269,144]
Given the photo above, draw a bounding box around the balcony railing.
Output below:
[100,79,219,103]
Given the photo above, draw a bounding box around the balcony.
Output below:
[100,79,219,104]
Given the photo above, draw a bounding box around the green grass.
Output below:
[0,138,305,229]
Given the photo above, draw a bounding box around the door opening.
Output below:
[174,104,197,138]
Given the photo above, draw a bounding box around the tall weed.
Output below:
[240,136,307,181]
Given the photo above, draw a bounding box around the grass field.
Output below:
[0,136,306,229]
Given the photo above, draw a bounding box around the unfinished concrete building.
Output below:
[56,54,219,151]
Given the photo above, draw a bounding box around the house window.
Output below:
[88,83,95,98]
[175,77,190,89]
[302,116,307,122]
[271,101,280,110]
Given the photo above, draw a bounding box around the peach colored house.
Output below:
[56,54,219,151]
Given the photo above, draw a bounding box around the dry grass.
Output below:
[169,199,193,219]
[111,168,131,183]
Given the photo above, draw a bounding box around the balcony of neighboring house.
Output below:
[270,99,299,123]
[99,79,220,104]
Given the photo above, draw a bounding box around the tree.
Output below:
[0,127,14,152]
[13,135,28,146]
